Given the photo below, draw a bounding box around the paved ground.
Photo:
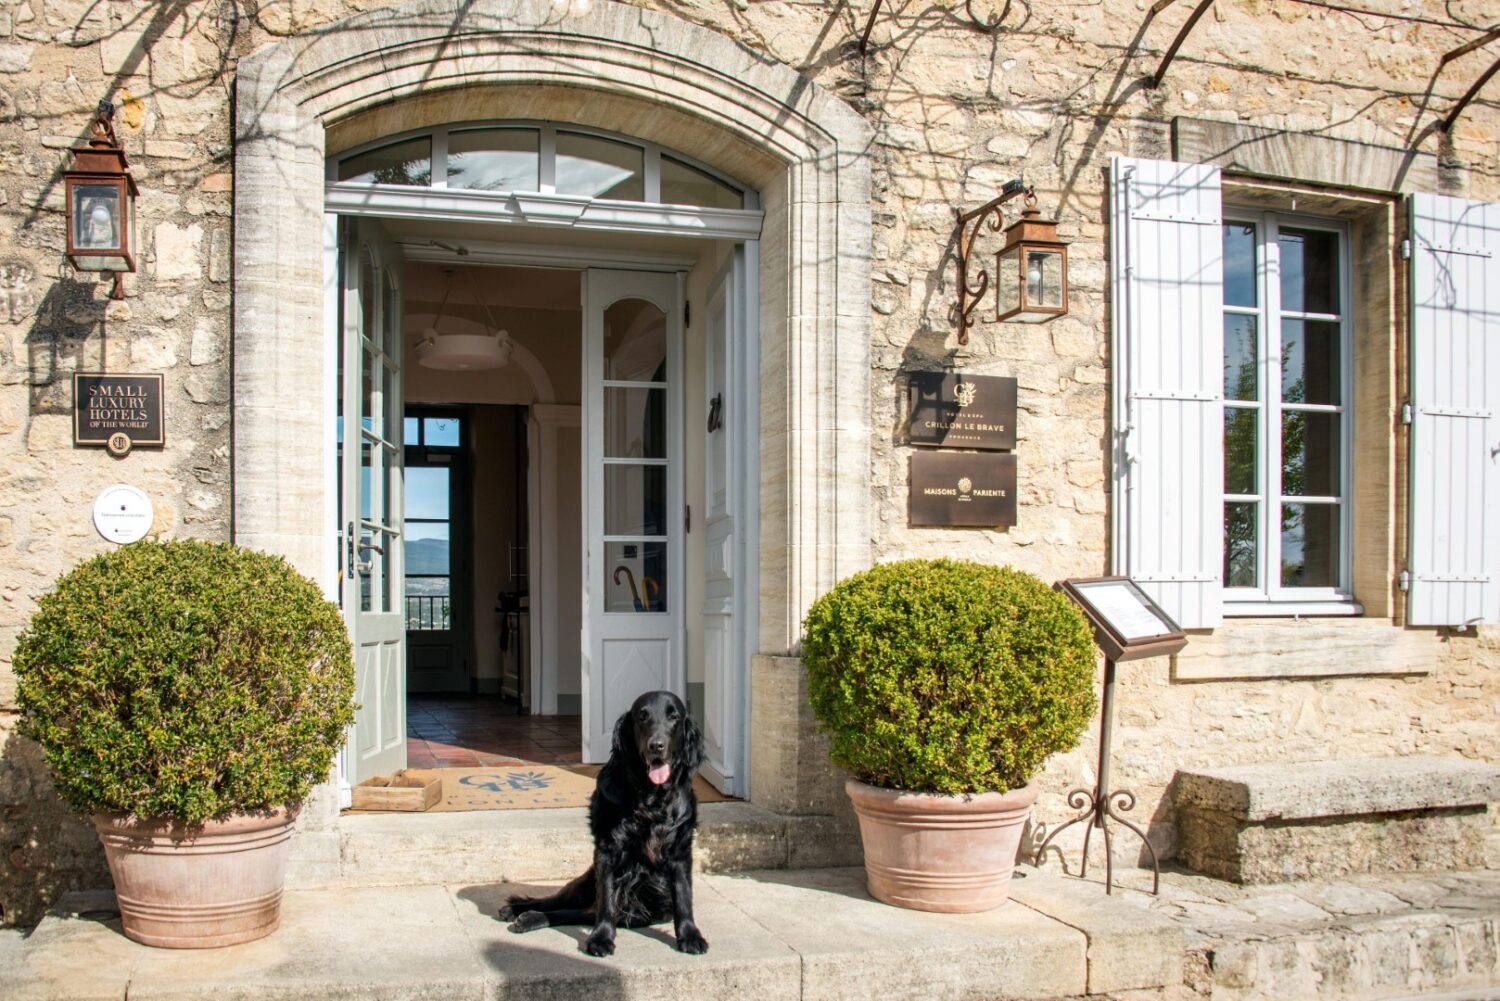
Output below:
[1053,862,1500,1000]
[0,866,1178,1001]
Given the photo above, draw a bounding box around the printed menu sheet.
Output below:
[1075,581,1173,641]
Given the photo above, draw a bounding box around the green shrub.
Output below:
[802,559,1097,795]
[14,540,356,823]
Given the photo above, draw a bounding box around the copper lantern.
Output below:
[994,204,1068,323]
[64,101,138,282]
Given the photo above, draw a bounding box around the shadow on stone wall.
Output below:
[24,276,109,418]
[0,723,110,929]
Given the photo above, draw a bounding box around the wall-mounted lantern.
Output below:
[63,100,138,298]
[995,201,1068,323]
[954,180,1069,343]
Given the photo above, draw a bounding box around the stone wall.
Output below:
[0,0,1496,924]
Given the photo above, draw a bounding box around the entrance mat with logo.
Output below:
[363,764,732,812]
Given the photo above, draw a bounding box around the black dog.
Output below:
[498,690,709,957]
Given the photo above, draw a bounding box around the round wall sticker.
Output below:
[92,484,154,544]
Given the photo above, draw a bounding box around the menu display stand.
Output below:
[1037,576,1187,894]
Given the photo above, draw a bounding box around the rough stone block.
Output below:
[1175,757,1500,883]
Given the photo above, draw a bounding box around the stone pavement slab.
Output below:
[0,866,1154,1001]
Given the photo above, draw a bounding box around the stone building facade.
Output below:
[0,0,1496,926]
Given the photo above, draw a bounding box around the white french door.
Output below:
[340,218,407,783]
[581,269,685,763]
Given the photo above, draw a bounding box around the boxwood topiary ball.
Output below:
[13,540,355,823]
[802,559,1097,795]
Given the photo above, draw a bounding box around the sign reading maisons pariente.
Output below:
[909,451,1017,527]
[73,373,164,456]
[906,372,1018,451]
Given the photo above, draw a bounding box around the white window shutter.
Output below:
[1407,193,1500,627]
[1109,155,1224,629]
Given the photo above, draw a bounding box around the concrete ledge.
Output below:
[1174,757,1500,821]
[1009,865,1184,995]
[2,868,1163,1000]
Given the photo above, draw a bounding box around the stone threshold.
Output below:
[2,867,1182,1001]
[289,800,862,888]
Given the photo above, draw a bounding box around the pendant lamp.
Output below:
[416,267,513,370]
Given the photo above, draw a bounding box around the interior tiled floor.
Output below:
[406,697,583,768]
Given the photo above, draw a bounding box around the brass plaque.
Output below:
[907,372,1017,451]
[909,452,1017,528]
[74,373,164,454]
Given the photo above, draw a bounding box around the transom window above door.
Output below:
[332,122,745,211]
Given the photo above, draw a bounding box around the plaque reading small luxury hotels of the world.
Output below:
[74,373,164,456]
[907,372,1018,451]
[909,451,1017,527]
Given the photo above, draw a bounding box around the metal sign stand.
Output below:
[1037,576,1188,895]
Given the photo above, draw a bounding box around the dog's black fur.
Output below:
[497,690,709,957]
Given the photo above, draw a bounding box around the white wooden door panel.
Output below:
[582,269,685,763]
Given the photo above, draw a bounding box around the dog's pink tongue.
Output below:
[647,763,672,785]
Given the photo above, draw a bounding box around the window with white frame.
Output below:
[1221,212,1352,608]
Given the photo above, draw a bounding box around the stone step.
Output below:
[287,801,861,888]
[1120,866,1500,1000]
[3,867,1183,1001]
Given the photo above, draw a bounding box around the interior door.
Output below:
[700,263,740,793]
[341,218,406,782]
[582,269,684,763]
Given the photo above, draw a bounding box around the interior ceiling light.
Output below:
[416,266,513,371]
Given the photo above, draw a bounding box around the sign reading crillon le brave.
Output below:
[906,372,1019,528]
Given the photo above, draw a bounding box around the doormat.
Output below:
[361,765,733,812]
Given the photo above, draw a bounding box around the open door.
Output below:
[341,218,407,783]
[700,260,743,794]
[581,269,685,763]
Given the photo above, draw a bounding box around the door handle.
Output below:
[358,540,385,556]
[706,393,723,433]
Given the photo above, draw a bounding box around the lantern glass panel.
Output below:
[996,245,1021,318]
[72,183,122,253]
[1026,248,1065,309]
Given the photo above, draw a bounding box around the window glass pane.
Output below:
[73,183,122,251]
[604,297,667,381]
[404,522,451,575]
[1224,408,1258,494]
[404,416,421,445]
[556,132,644,201]
[1223,314,1258,401]
[405,466,450,520]
[1282,319,1341,405]
[405,581,451,631]
[1279,227,1339,314]
[1224,501,1258,588]
[605,465,667,536]
[425,416,460,447]
[660,156,741,209]
[1282,410,1341,497]
[1223,223,1257,308]
[604,541,667,612]
[604,388,666,459]
[339,138,432,186]
[1281,502,1340,587]
[448,128,539,191]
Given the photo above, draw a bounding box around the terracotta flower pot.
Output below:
[93,806,298,948]
[845,778,1038,913]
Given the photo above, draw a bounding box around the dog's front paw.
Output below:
[507,910,549,933]
[497,902,517,920]
[583,928,616,957]
[676,924,709,955]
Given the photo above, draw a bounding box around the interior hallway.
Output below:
[405,697,582,768]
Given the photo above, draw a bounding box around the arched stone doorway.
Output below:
[231,0,873,812]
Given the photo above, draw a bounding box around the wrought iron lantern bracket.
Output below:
[954,179,1032,345]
